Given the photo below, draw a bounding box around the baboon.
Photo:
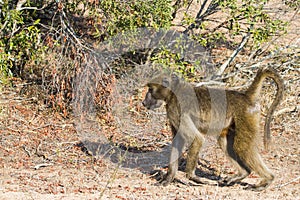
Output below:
[142,67,283,191]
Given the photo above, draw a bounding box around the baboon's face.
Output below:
[142,84,165,110]
[142,74,179,110]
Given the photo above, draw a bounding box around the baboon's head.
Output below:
[142,74,180,110]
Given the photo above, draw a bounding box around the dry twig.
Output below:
[276,176,300,188]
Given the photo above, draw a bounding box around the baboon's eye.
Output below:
[171,74,179,84]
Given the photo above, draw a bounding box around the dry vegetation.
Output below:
[0,1,299,200]
[1,53,299,200]
[0,68,299,199]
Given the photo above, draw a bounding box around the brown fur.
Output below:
[142,68,283,191]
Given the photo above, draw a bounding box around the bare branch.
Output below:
[16,0,26,11]
[275,176,300,188]
[216,32,251,76]
[183,0,220,35]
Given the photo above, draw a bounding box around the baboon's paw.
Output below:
[243,182,269,191]
[190,176,218,186]
[218,179,235,187]
[244,184,263,191]
[160,179,172,186]
[158,174,174,186]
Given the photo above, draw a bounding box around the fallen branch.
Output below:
[22,145,32,157]
[275,106,298,116]
[34,163,53,170]
[275,176,300,188]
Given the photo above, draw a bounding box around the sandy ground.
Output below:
[0,1,299,199]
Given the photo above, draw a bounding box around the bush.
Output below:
[65,0,173,39]
[0,0,46,83]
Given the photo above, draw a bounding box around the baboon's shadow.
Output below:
[76,140,239,187]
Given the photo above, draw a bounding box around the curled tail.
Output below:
[246,67,284,150]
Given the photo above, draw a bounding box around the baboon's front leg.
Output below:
[161,133,185,186]
[186,138,202,182]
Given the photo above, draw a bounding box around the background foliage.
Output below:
[0,0,298,114]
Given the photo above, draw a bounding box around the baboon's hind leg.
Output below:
[218,127,250,186]
[234,120,274,191]
[242,151,274,191]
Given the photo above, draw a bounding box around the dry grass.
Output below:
[0,63,299,199]
[0,1,299,199]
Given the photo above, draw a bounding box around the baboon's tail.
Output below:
[246,67,284,150]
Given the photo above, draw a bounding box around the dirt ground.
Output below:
[1,1,299,199]
[0,62,299,200]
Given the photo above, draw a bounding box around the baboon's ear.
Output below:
[162,77,170,88]
[171,73,179,85]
